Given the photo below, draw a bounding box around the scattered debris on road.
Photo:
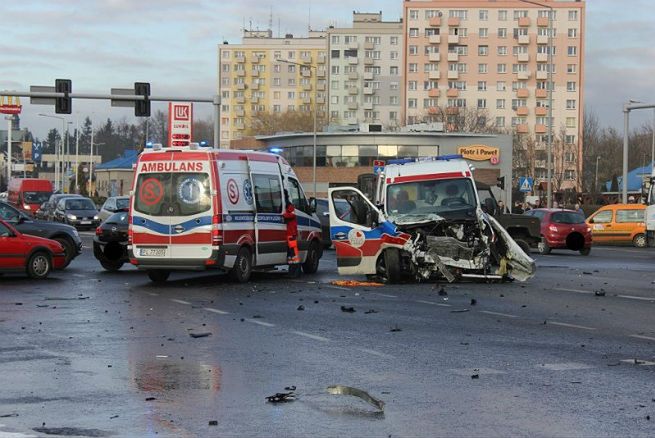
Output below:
[470,299,477,306]
[284,386,297,391]
[390,325,402,332]
[32,427,113,437]
[330,280,383,288]
[208,420,218,426]
[340,306,356,313]
[266,392,296,403]
[364,309,379,314]
[594,291,606,297]
[0,413,18,418]
[326,385,385,411]
[450,309,470,313]
[297,305,305,311]
[189,332,212,338]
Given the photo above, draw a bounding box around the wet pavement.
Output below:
[1,233,654,437]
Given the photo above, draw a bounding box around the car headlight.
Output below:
[23,204,31,210]
[67,214,77,221]
[93,215,99,220]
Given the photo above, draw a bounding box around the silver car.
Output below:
[98,196,130,221]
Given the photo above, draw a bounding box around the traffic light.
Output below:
[497,176,505,190]
[134,82,151,117]
[55,79,72,114]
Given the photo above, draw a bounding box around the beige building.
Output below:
[402,0,585,189]
[217,30,329,148]
[327,12,403,128]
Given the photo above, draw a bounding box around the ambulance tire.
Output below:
[383,248,402,284]
[147,270,170,283]
[302,241,320,274]
[230,247,252,283]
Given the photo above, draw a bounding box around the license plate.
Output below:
[81,221,92,225]
[140,248,167,257]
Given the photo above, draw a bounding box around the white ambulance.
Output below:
[128,144,323,283]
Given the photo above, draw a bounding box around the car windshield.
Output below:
[134,173,211,217]
[386,178,477,217]
[65,199,96,210]
[551,211,585,224]
[116,198,130,210]
[23,191,52,204]
[105,212,128,225]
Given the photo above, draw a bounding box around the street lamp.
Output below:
[38,113,67,192]
[277,58,319,197]
[518,0,554,208]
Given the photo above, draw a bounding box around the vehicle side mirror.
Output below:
[17,216,26,224]
[588,218,594,224]
[308,197,317,213]
[365,209,379,229]
[483,198,497,216]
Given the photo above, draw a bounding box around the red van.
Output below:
[8,178,53,217]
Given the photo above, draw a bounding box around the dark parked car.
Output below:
[53,197,100,230]
[0,201,82,267]
[93,211,129,271]
[525,208,592,255]
[41,194,82,221]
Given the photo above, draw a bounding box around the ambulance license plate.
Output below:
[140,248,167,257]
[81,221,92,225]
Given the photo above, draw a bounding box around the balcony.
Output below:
[317,97,326,104]
[517,88,530,98]
[446,107,460,115]
[516,106,529,116]
[236,83,246,90]
[447,17,460,27]
[536,53,548,63]
[429,17,441,27]
[535,124,548,134]
[364,42,374,50]
[517,71,530,80]
[518,35,530,45]
[537,17,549,27]
[364,71,374,80]
[316,83,326,91]
[303,97,311,104]
[236,96,245,104]
[447,34,459,44]
[348,42,359,50]
[428,106,439,115]
[250,82,259,90]
[536,89,548,98]
[537,35,548,45]
[301,69,311,77]
[235,56,245,63]
[348,57,358,65]
[428,70,441,80]
[348,87,358,95]
[251,54,261,63]
[363,87,374,95]
[535,106,548,116]
[447,70,459,79]
[429,34,441,44]
[364,58,374,65]
[348,72,359,80]
[518,53,529,62]
[348,102,358,110]
[301,56,312,64]
[518,17,531,27]
[363,102,374,110]
[447,88,459,98]
[447,52,459,62]
[251,97,259,104]
[303,84,312,91]
[235,110,245,117]
[535,159,547,168]
[429,52,441,62]
[516,124,529,134]
[536,71,548,80]
[428,88,440,98]
[317,54,326,64]
[236,70,245,77]
[251,70,259,77]
[317,69,326,77]
[234,122,245,130]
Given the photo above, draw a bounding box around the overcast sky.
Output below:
[1,0,653,139]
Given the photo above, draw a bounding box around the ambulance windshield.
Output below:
[134,173,211,217]
[386,178,476,218]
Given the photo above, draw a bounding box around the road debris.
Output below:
[284,386,297,391]
[450,309,470,313]
[208,420,218,426]
[266,392,295,403]
[326,385,385,411]
[33,427,112,437]
[340,306,356,313]
[364,309,379,314]
[330,280,383,288]
[145,397,156,401]
[0,413,18,418]
[297,305,305,311]
[189,332,212,338]
[390,325,402,332]
[594,291,606,297]
[470,299,477,306]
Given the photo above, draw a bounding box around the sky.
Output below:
[1,0,654,139]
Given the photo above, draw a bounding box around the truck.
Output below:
[327,156,536,283]
[8,178,53,217]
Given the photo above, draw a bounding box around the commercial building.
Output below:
[95,150,138,198]
[327,12,403,128]
[402,0,584,189]
[218,30,329,147]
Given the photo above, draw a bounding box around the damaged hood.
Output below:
[486,215,537,282]
[388,213,446,226]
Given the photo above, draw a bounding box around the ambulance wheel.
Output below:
[147,270,170,283]
[302,242,320,274]
[230,247,252,283]
[380,248,402,284]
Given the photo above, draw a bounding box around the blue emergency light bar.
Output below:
[387,154,463,165]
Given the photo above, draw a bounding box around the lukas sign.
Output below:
[167,102,193,147]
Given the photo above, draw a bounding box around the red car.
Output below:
[0,220,67,279]
[525,209,592,256]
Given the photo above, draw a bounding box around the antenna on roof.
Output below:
[269,5,273,32]
[308,0,311,32]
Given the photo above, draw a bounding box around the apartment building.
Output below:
[327,12,403,128]
[402,0,585,189]
[217,30,328,147]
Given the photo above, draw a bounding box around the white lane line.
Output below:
[537,362,594,371]
[359,348,395,359]
[325,285,350,291]
[375,293,398,298]
[204,307,229,315]
[480,310,519,319]
[630,334,655,341]
[170,299,191,305]
[291,330,330,342]
[547,321,596,331]
[147,292,159,297]
[246,319,275,327]
[617,295,655,302]
[554,288,594,295]
[621,359,655,366]
[72,274,87,278]
[416,299,452,307]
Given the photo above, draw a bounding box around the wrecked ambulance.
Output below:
[328,156,536,283]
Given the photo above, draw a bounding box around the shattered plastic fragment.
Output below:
[189,332,212,338]
[326,385,385,411]
[266,392,295,403]
[331,280,383,287]
[341,306,356,313]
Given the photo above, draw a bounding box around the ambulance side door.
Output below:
[328,187,383,275]
[219,162,256,268]
[286,177,319,258]
[251,172,287,266]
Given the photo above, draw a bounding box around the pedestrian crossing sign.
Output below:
[518,177,534,193]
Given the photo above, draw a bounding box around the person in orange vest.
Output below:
[283,191,301,277]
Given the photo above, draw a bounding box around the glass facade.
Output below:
[277,144,440,167]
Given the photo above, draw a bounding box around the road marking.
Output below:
[547,321,596,331]
[291,330,330,342]
[537,362,594,371]
[359,348,395,359]
[147,292,159,297]
[204,307,229,315]
[449,367,506,376]
[554,288,594,295]
[621,359,655,366]
[480,310,519,318]
[170,299,191,305]
[375,293,398,298]
[630,334,655,341]
[617,294,655,302]
[416,299,452,307]
[72,274,87,278]
[246,319,275,328]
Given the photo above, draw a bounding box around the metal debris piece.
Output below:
[450,309,470,313]
[208,420,218,426]
[341,306,356,313]
[326,385,385,411]
[145,397,156,401]
[364,309,378,314]
[0,413,18,418]
[266,392,295,403]
[470,299,477,306]
[189,332,212,338]
[284,386,296,391]
[389,325,402,332]
[297,305,305,311]
[594,291,606,297]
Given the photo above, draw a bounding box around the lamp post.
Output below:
[38,113,67,192]
[518,0,554,208]
[594,156,600,194]
[277,58,319,197]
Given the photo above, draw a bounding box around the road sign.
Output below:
[29,85,56,106]
[0,96,22,114]
[110,88,135,107]
[373,160,385,174]
[167,102,193,147]
[519,177,534,193]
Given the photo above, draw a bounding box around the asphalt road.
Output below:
[0,234,654,437]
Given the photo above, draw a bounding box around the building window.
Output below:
[408,98,417,109]
[497,28,507,39]
[566,117,576,128]
[409,63,418,73]
[497,81,506,91]
[568,28,578,38]
[409,28,419,37]
[566,99,577,109]
[478,81,487,91]
[390,66,399,75]
[479,10,488,21]
[497,46,508,56]
[390,51,399,60]
[496,99,505,109]
[496,116,505,127]
[390,96,399,105]
[449,10,468,19]
[497,64,507,74]
[390,36,399,45]
[568,46,578,56]
[567,64,577,74]
[408,81,418,91]
[409,45,418,55]
[478,63,488,73]
[567,81,576,92]
[513,10,528,19]
[409,9,419,20]
[478,45,488,56]
[565,135,576,144]
[479,28,488,38]
[498,10,508,21]
[568,10,578,21]
[477,99,487,109]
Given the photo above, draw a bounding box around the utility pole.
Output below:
[6,116,11,185]
[75,118,80,193]
[89,124,94,196]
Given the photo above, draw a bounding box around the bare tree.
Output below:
[246,110,327,136]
